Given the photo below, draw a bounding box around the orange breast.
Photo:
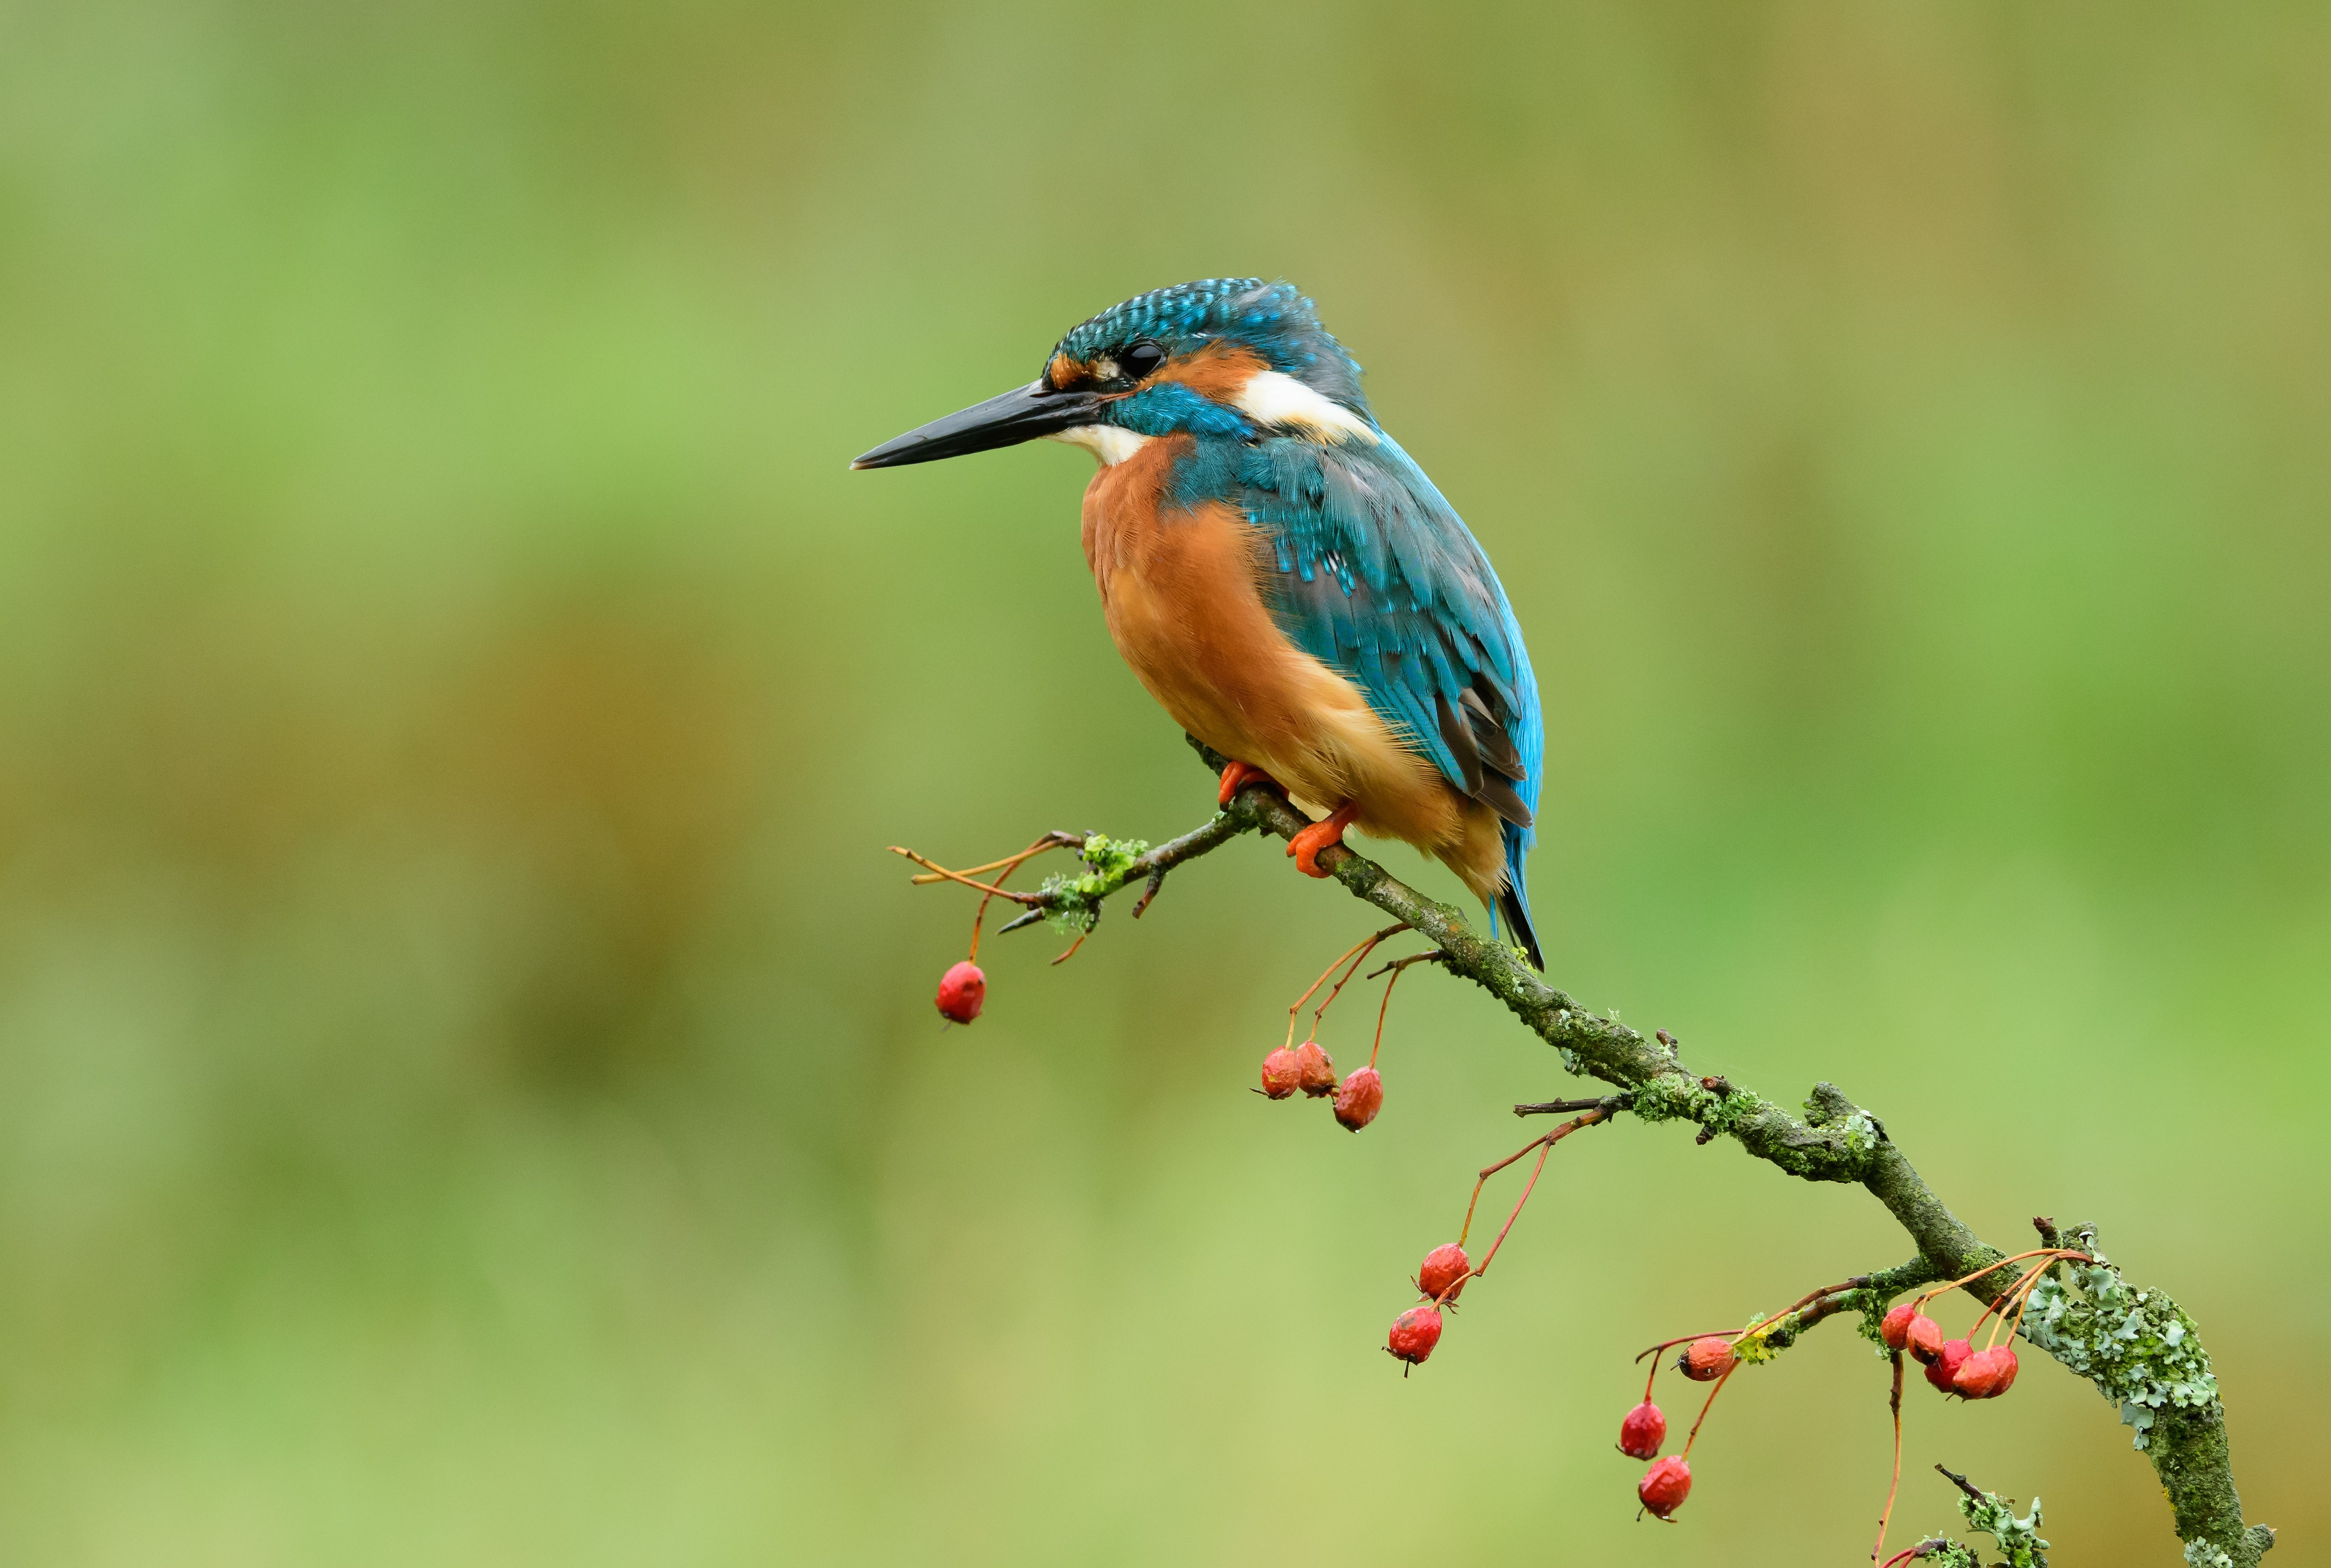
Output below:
[1079,440,1504,900]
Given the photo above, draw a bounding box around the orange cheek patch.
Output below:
[1047,353,1091,390]
[1151,341,1268,401]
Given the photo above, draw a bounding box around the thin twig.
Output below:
[1514,1094,1629,1117]
[1131,867,1167,919]
[1363,950,1447,981]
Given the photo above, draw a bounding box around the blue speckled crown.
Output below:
[1052,279,1368,412]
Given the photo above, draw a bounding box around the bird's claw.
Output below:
[1287,804,1360,878]
[1217,758,1278,808]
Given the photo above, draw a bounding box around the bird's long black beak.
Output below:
[850,380,1110,470]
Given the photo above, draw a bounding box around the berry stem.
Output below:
[1456,1133,1545,1248]
[1283,924,1408,1050]
[892,853,1042,903]
[1871,1349,1905,1563]
[1364,950,1439,1069]
[1677,1355,1738,1460]
[1631,1333,1742,1365]
[910,832,1081,881]
[970,835,1083,958]
[2003,1255,2063,1345]
[1989,1253,2068,1348]
[1643,1279,1866,1468]
[1469,1134,1555,1282]
[1453,1108,1612,1251]
[1968,1254,2073,1348]
[1308,930,1403,1037]
[890,836,1082,952]
[1728,1278,1866,1349]
[1909,1248,2089,1314]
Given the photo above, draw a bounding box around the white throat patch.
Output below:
[1047,425,1152,466]
[1232,370,1378,445]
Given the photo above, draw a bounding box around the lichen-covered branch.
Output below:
[943,738,2271,1566]
[1923,1465,2053,1568]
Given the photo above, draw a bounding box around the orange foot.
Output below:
[1217,758,1279,808]
[1287,802,1361,878]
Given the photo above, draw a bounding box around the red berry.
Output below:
[1416,1242,1470,1302]
[1879,1302,1916,1350]
[934,960,986,1024]
[1260,1046,1302,1099]
[1904,1313,1944,1365]
[1292,1039,1338,1097]
[1925,1338,1972,1394]
[1387,1304,1443,1365]
[1952,1344,2019,1400]
[1637,1454,1692,1518]
[1333,1065,1384,1130]
[1618,1400,1667,1460]
[1677,1336,1736,1382]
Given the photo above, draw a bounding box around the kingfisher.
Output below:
[854,279,1545,969]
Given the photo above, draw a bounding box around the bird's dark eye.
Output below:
[1121,340,1166,381]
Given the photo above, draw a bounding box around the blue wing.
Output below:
[1212,431,1544,962]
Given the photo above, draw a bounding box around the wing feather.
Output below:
[1234,434,1541,840]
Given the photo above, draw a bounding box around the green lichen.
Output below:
[1626,1072,1765,1135]
[1732,1313,1783,1366]
[1957,1485,2049,1568]
[1855,1291,1897,1352]
[1035,835,1152,935]
[1906,1479,2049,1568]
[2017,1231,2219,1452]
[1803,1082,1882,1155]
[1829,1108,1881,1156]
[1914,1543,1980,1568]
[2185,1544,2236,1568]
[1078,833,1149,879]
[1703,1088,1769,1138]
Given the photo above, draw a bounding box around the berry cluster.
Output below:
[1374,1105,1617,1377]
[1598,1243,2085,1534]
[1864,1249,2089,1561]
[1608,1325,1764,1521]
[1254,924,1424,1133]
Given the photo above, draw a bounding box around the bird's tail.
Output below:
[1492,819,1544,972]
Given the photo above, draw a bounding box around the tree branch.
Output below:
[946,737,2270,1566]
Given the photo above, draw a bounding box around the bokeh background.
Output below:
[1,1,2325,1562]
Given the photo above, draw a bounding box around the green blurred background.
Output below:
[1,1,2324,1562]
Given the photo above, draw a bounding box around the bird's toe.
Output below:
[1217,758,1280,808]
[1286,803,1360,877]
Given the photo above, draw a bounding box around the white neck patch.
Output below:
[1047,424,1152,466]
[1232,370,1378,444]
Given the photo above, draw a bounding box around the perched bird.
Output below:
[854,279,1545,969]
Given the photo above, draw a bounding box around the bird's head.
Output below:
[851,278,1375,470]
